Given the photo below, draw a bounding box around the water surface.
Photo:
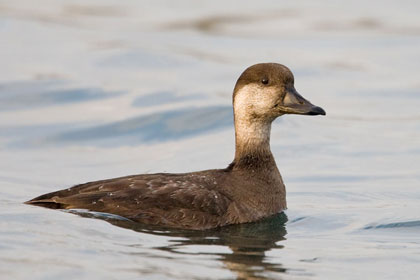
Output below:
[1,0,420,279]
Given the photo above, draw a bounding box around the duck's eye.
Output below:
[261,79,269,85]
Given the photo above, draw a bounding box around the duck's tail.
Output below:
[25,191,68,209]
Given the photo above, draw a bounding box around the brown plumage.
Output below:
[26,63,325,230]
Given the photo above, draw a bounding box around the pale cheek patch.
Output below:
[234,84,277,118]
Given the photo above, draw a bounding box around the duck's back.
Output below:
[26,170,234,230]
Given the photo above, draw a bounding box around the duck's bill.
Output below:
[279,88,326,116]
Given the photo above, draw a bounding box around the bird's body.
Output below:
[29,165,285,230]
[26,63,325,230]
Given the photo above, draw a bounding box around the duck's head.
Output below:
[233,63,325,122]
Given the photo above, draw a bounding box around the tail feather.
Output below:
[25,190,69,209]
[24,199,66,209]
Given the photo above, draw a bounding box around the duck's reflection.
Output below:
[72,210,288,279]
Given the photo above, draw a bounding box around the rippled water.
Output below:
[1,1,420,279]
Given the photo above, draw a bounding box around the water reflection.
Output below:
[74,210,288,279]
[364,220,420,230]
[62,4,127,18]
[98,50,185,69]
[39,106,233,146]
[132,91,202,107]
[0,80,121,111]
[161,10,298,35]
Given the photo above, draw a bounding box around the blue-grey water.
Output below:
[1,1,420,279]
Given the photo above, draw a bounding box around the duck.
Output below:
[25,63,325,230]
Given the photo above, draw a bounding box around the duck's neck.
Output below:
[231,115,275,170]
